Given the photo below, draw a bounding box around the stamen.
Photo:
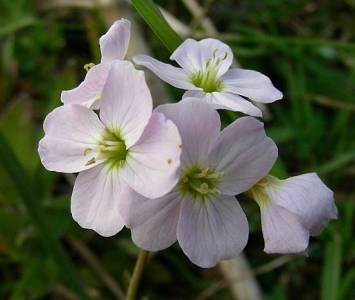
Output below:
[190,49,225,93]
[83,148,92,155]
[84,63,95,71]
[85,157,96,166]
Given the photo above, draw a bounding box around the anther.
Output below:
[84,63,95,71]
[83,148,92,155]
[85,157,96,166]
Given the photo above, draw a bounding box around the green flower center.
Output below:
[98,129,128,169]
[190,49,227,93]
[245,176,280,207]
[83,129,128,169]
[178,164,224,200]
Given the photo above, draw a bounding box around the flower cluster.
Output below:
[38,19,337,268]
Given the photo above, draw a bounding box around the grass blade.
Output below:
[131,0,182,52]
[0,133,90,300]
[321,234,342,300]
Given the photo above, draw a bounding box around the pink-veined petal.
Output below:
[155,99,220,166]
[267,173,337,236]
[71,165,127,237]
[133,54,198,90]
[100,19,130,63]
[177,195,249,268]
[260,203,309,254]
[99,60,152,148]
[120,188,182,251]
[221,68,283,103]
[38,105,105,173]
[60,63,111,108]
[171,38,233,78]
[120,113,181,199]
[183,90,262,117]
[208,117,278,195]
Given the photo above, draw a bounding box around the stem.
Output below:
[125,250,149,300]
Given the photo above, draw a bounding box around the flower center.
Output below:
[190,49,227,93]
[98,129,128,169]
[245,176,280,207]
[178,164,224,200]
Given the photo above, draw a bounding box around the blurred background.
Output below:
[0,0,354,299]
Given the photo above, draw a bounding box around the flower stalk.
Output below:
[126,250,149,300]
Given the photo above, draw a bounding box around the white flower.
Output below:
[133,38,282,117]
[120,99,278,268]
[247,174,337,254]
[61,19,131,108]
[38,61,182,237]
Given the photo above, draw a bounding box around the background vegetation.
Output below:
[0,0,354,299]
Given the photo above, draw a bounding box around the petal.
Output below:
[99,18,130,63]
[183,90,262,117]
[267,173,337,236]
[61,63,111,108]
[99,60,152,148]
[71,165,126,237]
[260,203,309,254]
[120,113,181,198]
[133,54,198,90]
[155,99,220,166]
[120,188,182,251]
[38,105,105,173]
[221,68,283,103]
[208,117,278,195]
[171,38,233,78]
[177,195,249,268]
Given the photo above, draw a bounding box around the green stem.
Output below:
[125,250,149,300]
[0,133,90,300]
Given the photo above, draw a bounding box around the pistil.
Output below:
[179,164,224,200]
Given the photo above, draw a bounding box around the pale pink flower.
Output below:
[39,61,181,237]
[247,174,337,254]
[133,38,282,117]
[120,99,278,267]
[61,19,130,108]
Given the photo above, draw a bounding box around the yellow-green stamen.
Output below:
[190,49,228,93]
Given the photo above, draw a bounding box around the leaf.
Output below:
[131,0,182,52]
[321,233,342,300]
[337,268,355,300]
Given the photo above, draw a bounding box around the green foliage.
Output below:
[131,0,182,52]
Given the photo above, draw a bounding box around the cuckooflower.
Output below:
[38,61,181,237]
[133,38,282,117]
[61,19,130,108]
[120,99,278,268]
[247,174,337,254]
